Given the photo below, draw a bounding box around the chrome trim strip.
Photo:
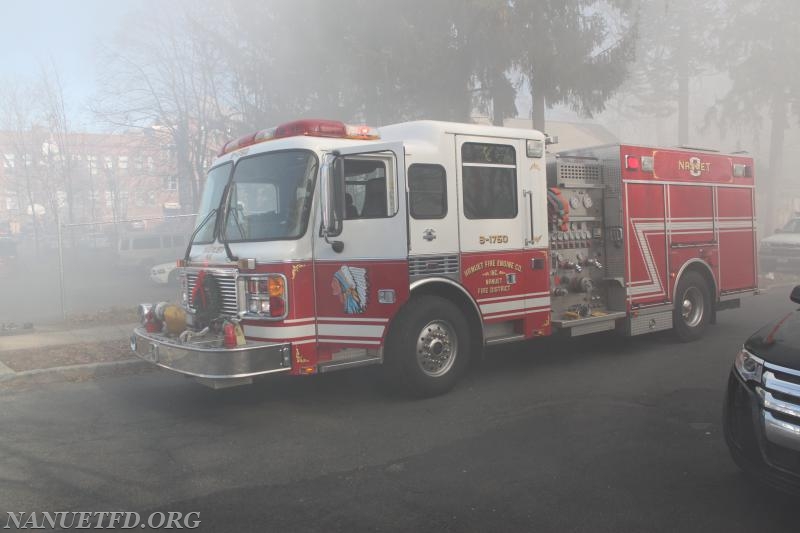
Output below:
[764,362,800,379]
[763,411,800,452]
[763,371,800,398]
[317,356,382,373]
[672,258,716,302]
[758,387,800,420]
[410,276,483,328]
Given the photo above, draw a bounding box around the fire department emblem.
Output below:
[331,266,368,314]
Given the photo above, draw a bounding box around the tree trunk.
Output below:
[677,17,689,146]
[530,72,546,132]
[765,88,787,234]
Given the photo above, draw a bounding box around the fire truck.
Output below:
[130,119,758,396]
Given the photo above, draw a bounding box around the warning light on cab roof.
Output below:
[218,119,380,156]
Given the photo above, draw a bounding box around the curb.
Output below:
[0,359,154,389]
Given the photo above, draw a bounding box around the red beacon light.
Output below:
[625,155,641,170]
[218,119,380,156]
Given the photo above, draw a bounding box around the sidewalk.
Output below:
[0,322,150,389]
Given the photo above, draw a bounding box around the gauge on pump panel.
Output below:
[569,195,581,209]
[582,195,594,209]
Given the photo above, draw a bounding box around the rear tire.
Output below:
[384,295,471,398]
[673,271,711,342]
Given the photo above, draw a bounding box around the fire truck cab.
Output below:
[130,119,757,396]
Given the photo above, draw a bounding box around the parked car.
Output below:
[150,261,179,285]
[760,217,800,272]
[724,285,800,493]
[118,232,186,270]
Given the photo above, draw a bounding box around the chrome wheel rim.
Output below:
[681,287,704,328]
[416,320,458,377]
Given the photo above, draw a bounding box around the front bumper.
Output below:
[759,248,800,270]
[130,327,292,379]
[723,365,800,492]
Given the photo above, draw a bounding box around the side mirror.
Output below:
[320,153,344,252]
[791,285,800,305]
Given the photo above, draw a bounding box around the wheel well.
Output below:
[676,261,718,323]
[406,279,484,350]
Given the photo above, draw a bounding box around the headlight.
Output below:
[243,274,287,319]
[734,348,764,383]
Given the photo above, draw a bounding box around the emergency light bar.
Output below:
[218,119,380,156]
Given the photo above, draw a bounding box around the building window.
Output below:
[118,156,128,170]
[134,191,146,207]
[88,156,98,176]
[5,193,19,211]
[104,156,113,170]
[461,142,517,220]
[165,175,178,191]
[2,154,14,169]
[148,191,157,206]
[409,164,447,219]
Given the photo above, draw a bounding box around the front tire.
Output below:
[385,295,471,398]
[673,271,711,342]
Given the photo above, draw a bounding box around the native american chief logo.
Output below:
[331,266,368,314]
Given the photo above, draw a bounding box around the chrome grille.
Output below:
[409,254,459,276]
[186,270,239,316]
[759,362,800,452]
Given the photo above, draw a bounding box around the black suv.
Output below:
[724,285,800,492]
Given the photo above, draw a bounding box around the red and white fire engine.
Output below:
[130,119,758,396]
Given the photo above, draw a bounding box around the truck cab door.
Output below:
[313,142,410,354]
[455,135,551,339]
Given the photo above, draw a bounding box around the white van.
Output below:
[117,233,186,270]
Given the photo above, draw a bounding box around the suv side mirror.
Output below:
[791,285,800,305]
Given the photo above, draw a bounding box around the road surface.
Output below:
[1,287,797,531]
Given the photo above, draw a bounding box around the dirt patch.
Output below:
[62,307,140,328]
[0,339,133,372]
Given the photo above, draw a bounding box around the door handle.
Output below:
[523,189,535,246]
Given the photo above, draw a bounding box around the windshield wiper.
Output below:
[228,206,247,241]
[183,208,217,263]
[183,207,239,263]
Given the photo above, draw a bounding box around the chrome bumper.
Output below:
[130,327,292,379]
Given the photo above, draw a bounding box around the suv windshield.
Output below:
[193,162,232,244]
[223,150,318,242]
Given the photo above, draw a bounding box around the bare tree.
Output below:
[0,84,45,253]
[93,0,228,213]
[38,61,76,224]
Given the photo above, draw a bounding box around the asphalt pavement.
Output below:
[1,287,797,532]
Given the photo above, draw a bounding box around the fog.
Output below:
[0,0,797,327]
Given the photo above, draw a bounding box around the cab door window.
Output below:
[342,157,394,220]
[461,142,517,219]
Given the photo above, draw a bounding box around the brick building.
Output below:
[0,127,180,236]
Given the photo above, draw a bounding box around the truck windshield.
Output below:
[222,150,318,242]
[193,162,232,244]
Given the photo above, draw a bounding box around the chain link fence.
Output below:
[0,214,196,325]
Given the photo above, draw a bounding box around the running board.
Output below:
[552,311,627,337]
[485,333,526,346]
[318,356,382,373]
